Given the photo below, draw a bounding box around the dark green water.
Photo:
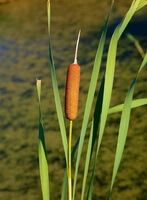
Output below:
[0,0,146,199]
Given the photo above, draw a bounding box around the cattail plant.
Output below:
[65,30,81,200]
[36,1,147,200]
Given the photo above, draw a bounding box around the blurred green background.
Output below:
[0,0,146,199]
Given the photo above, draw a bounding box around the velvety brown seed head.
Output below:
[65,63,80,120]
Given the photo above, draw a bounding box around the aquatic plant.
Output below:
[36,0,147,200]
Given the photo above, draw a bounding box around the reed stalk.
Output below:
[68,120,73,200]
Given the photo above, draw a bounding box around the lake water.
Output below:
[0,0,146,199]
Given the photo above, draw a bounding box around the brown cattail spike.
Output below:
[65,63,80,120]
[65,30,81,120]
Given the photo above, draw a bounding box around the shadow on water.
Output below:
[81,16,147,49]
[108,16,147,37]
[79,16,146,68]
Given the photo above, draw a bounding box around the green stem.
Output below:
[68,120,73,200]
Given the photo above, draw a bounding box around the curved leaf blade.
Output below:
[47,1,68,164]
[37,80,50,200]
[107,53,147,200]
[108,98,147,114]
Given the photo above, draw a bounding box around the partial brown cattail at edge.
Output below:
[65,30,81,120]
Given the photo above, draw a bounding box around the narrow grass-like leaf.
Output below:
[87,57,146,200]
[81,77,105,200]
[90,77,105,156]
[87,1,142,199]
[117,0,140,39]
[96,23,120,165]
[37,80,50,200]
[107,53,147,200]
[85,98,147,200]
[108,98,147,114]
[88,98,147,127]
[86,87,105,199]
[47,1,68,164]
[81,122,94,200]
[72,3,113,198]
[138,53,147,72]
[61,171,68,200]
[97,0,140,170]
[86,158,96,200]
[136,0,147,11]
[98,0,140,155]
[71,137,80,159]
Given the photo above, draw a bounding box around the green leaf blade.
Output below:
[107,54,147,200]
[136,0,147,11]
[37,80,50,200]
[108,98,147,114]
[72,7,112,200]
[81,122,94,200]
[47,1,68,164]
[87,1,144,199]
